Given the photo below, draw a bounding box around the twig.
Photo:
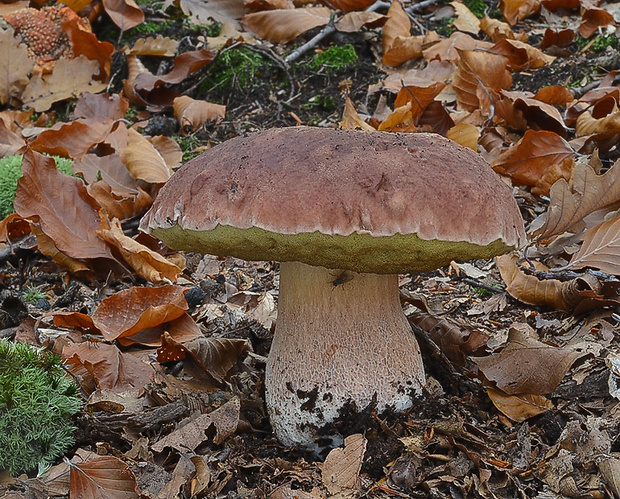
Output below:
[516,260,618,282]
[285,13,337,64]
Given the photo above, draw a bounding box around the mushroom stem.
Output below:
[266,261,426,451]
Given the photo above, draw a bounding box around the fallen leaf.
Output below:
[487,388,554,422]
[563,216,620,275]
[322,0,375,11]
[30,118,116,158]
[73,92,129,121]
[473,323,586,395]
[69,451,140,499]
[171,0,244,27]
[128,35,179,56]
[157,332,249,382]
[447,122,480,150]
[0,26,34,105]
[97,216,183,283]
[534,155,620,241]
[151,397,241,452]
[173,96,226,134]
[242,7,330,44]
[451,2,480,34]
[492,129,574,195]
[321,434,367,496]
[579,7,615,38]
[120,128,173,183]
[21,56,107,112]
[499,0,540,25]
[335,11,386,32]
[102,0,144,31]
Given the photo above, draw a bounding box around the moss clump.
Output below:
[201,47,271,95]
[465,0,487,18]
[0,155,73,220]
[308,44,358,72]
[0,339,82,476]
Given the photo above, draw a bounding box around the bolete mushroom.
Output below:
[140,126,525,451]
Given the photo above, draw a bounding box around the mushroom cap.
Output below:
[140,127,526,273]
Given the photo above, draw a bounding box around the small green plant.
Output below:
[436,17,456,37]
[174,134,204,162]
[591,33,619,51]
[303,94,336,111]
[471,283,503,298]
[22,287,47,304]
[0,339,82,476]
[465,0,487,18]
[308,44,358,73]
[201,47,270,95]
[0,155,73,219]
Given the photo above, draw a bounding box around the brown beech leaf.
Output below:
[0,26,34,105]
[97,216,184,283]
[499,0,540,25]
[496,90,566,136]
[88,181,152,220]
[479,16,523,42]
[579,8,615,39]
[63,342,156,392]
[539,28,575,50]
[69,452,139,499]
[121,312,200,347]
[541,0,579,10]
[487,388,554,422]
[489,39,555,71]
[452,49,512,114]
[409,312,489,367]
[55,285,188,341]
[535,156,620,240]
[564,216,620,275]
[422,31,486,63]
[65,20,115,82]
[0,214,31,242]
[172,0,245,26]
[151,136,183,171]
[394,82,445,121]
[120,128,173,183]
[451,2,480,34]
[473,323,586,395]
[534,85,574,107]
[321,0,375,11]
[158,333,249,383]
[21,56,107,112]
[30,118,116,158]
[491,130,574,194]
[341,96,375,130]
[335,11,386,32]
[576,110,620,137]
[14,151,117,263]
[128,35,179,56]
[382,0,410,53]
[102,0,144,31]
[75,154,139,194]
[0,120,26,156]
[173,95,226,135]
[447,122,480,150]
[321,434,367,496]
[242,7,330,44]
[496,253,608,312]
[74,92,129,121]
[418,100,454,135]
[151,397,240,452]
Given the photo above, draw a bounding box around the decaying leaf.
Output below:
[321,434,367,497]
[534,155,620,241]
[21,56,107,112]
[492,129,574,196]
[120,128,173,183]
[487,388,554,422]
[242,7,330,44]
[128,35,179,56]
[499,0,540,25]
[451,2,480,35]
[54,284,189,341]
[102,0,145,31]
[473,323,587,395]
[69,450,140,499]
[158,332,249,383]
[97,216,184,283]
[151,397,241,452]
[173,95,226,134]
[563,215,620,275]
[0,27,34,105]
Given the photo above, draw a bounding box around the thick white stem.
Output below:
[265,261,426,450]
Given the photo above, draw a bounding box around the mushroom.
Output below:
[140,126,525,451]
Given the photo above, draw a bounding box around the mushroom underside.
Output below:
[265,261,426,452]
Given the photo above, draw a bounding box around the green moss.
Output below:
[437,17,456,37]
[308,44,358,73]
[200,47,270,96]
[591,33,619,51]
[465,0,487,18]
[0,155,73,220]
[0,339,82,476]
[151,223,514,274]
[173,134,204,163]
[303,94,336,111]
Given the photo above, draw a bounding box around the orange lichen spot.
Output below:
[4,6,91,72]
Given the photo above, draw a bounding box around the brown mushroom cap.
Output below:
[140,127,525,273]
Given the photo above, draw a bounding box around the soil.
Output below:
[1,1,620,498]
